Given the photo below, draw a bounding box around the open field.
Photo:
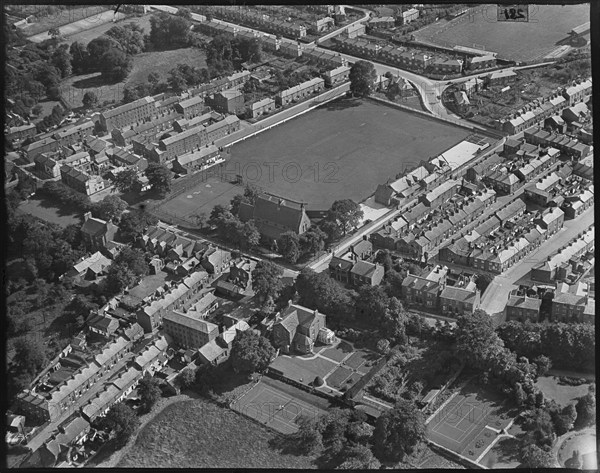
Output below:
[480,435,522,469]
[427,381,518,463]
[534,375,591,407]
[160,98,468,215]
[118,397,317,468]
[57,14,154,46]
[17,196,81,227]
[231,377,329,434]
[10,5,110,37]
[60,47,207,108]
[414,4,589,62]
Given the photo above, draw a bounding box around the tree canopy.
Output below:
[349,60,377,97]
[327,199,363,236]
[145,163,172,196]
[230,330,275,374]
[373,399,426,462]
[98,402,139,447]
[251,260,284,303]
[137,376,162,413]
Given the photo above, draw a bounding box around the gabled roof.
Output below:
[351,260,381,278]
[81,216,110,237]
[440,285,477,303]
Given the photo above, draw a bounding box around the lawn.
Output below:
[60,47,207,108]
[270,355,338,385]
[164,98,468,214]
[534,375,591,407]
[17,195,81,227]
[118,398,317,468]
[480,436,522,469]
[414,4,589,62]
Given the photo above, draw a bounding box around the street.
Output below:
[479,205,594,316]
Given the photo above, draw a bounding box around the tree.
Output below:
[87,36,119,61]
[349,60,377,97]
[176,7,192,19]
[295,414,324,454]
[278,231,301,263]
[230,330,275,374]
[70,41,90,73]
[145,163,172,196]
[100,48,132,82]
[355,286,389,323]
[533,354,552,377]
[338,444,381,469]
[12,336,47,380]
[48,27,61,40]
[521,444,554,468]
[99,402,139,447]
[115,247,149,277]
[252,260,283,303]
[137,376,162,413]
[513,382,526,406]
[575,386,596,428]
[93,194,128,222]
[381,297,408,344]
[377,339,390,354]
[103,262,137,295]
[454,309,503,370]
[374,250,393,273]
[82,91,99,109]
[118,210,158,243]
[475,273,494,294]
[373,399,426,462]
[51,44,72,78]
[111,168,142,193]
[176,367,196,390]
[328,200,363,236]
[105,24,145,55]
[299,227,326,256]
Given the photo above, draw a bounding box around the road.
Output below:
[479,205,594,317]
[316,6,372,44]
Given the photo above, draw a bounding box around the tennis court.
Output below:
[427,383,516,458]
[428,392,488,453]
[231,379,328,434]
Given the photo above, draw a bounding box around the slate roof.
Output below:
[440,286,477,303]
[507,295,541,311]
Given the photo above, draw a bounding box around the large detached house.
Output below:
[238,193,311,240]
[272,302,327,354]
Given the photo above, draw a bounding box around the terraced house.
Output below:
[275,78,325,106]
[99,96,157,132]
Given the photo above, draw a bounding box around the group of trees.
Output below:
[349,60,377,98]
[455,310,549,408]
[497,320,595,371]
[276,228,327,264]
[518,383,595,469]
[291,399,425,468]
[101,247,149,296]
[205,34,263,75]
[230,330,276,375]
[148,12,192,50]
[210,204,261,251]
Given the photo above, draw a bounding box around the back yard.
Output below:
[118,397,317,468]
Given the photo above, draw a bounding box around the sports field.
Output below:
[231,377,329,434]
[427,382,517,463]
[159,99,469,215]
[414,4,589,62]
